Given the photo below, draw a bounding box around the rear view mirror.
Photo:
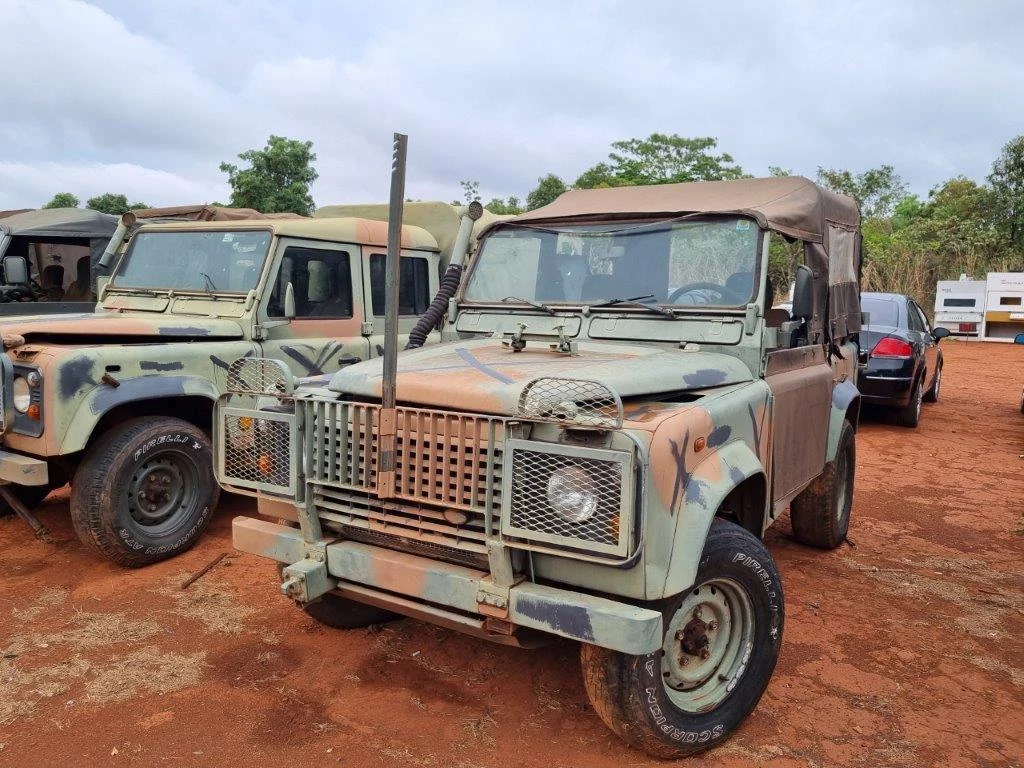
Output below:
[3,256,29,286]
[284,282,296,319]
[933,326,951,340]
[791,265,813,321]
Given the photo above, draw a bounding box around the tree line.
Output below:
[38,132,1024,313]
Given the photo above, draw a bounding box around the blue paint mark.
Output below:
[682,368,728,388]
[60,357,96,399]
[708,424,732,447]
[140,360,184,372]
[729,464,747,486]
[455,347,514,384]
[685,478,710,506]
[516,596,596,642]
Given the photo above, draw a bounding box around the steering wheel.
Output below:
[668,281,747,305]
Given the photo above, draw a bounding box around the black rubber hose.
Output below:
[405,263,463,350]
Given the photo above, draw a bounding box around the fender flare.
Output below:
[827,379,860,461]
[62,374,219,455]
[659,440,767,599]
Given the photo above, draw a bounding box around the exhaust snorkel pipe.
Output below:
[405,200,484,350]
[97,211,137,270]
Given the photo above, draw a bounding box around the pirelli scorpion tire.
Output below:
[790,419,855,549]
[580,519,784,759]
[302,593,398,630]
[70,417,219,567]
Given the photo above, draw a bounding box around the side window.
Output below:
[370,254,431,316]
[913,302,931,334]
[268,246,352,319]
[905,302,924,332]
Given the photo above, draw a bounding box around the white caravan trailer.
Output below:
[982,272,1024,341]
[933,275,986,337]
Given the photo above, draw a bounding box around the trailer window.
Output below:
[999,296,1022,306]
[943,298,976,307]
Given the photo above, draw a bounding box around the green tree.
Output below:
[42,192,80,209]
[767,166,793,177]
[459,180,481,203]
[220,135,318,215]
[575,134,744,189]
[85,193,148,215]
[816,165,907,218]
[987,135,1024,249]
[526,174,568,209]
[484,196,523,215]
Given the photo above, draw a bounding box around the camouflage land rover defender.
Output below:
[0,207,493,566]
[218,177,863,757]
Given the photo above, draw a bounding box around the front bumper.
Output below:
[0,449,48,485]
[233,516,662,655]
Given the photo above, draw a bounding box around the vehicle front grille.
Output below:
[303,401,505,513]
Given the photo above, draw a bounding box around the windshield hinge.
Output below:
[252,324,267,341]
[744,303,758,335]
[361,321,374,336]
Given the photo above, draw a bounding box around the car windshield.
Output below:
[111,230,272,293]
[861,296,900,327]
[464,217,760,308]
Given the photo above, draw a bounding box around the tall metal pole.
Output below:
[378,132,407,498]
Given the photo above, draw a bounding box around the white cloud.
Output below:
[0,0,1021,209]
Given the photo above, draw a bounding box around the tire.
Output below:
[895,376,923,427]
[0,484,51,518]
[580,519,784,759]
[790,420,855,549]
[923,364,941,403]
[302,593,398,629]
[70,417,219,567]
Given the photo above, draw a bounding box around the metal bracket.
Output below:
[280,551,335,602]
[476,579,511,619]
[548,324,577,356]
[502,322,528,352]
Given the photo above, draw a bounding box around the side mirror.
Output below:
[284,282,296,319]
[791,265,813,321]
[933,326,951,340]
[3,256,29,286]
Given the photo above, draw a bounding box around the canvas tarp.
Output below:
[0,207,120,239]
[492,176,862,341]
[132,205,306,222]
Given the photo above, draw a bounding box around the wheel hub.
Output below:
[661,578,755,713]
[128,456,191,526]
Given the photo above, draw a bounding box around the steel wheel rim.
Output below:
[127,450,200,533]
[661,577,755,713]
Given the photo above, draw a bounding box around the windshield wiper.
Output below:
[587,294,678,318]
[200,272,218,292]
[500,296,557,315]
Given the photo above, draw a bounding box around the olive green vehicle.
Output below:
[0,204,497,566]
[218,177,863,757]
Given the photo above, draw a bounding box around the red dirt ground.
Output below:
[1,340,1021,767]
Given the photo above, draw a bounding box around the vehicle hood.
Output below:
[0,312,245,345]
[327,338,753,415]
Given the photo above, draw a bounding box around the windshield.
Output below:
[111,230,272,292]
[464,217,760,308]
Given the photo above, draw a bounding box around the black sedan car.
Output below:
[858,292,949,427]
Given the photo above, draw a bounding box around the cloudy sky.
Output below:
[1,0,1021,210]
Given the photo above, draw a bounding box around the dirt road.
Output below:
[1,341,1021,767]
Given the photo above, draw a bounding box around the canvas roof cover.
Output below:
[0,207,120,238]
[132,205,305,221]
[503,176,858,243]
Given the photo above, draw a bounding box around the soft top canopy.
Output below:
[132,205,306,221]
[502,176,859,243]
[0,207,119,239]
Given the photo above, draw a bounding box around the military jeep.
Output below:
[219,177,862,757]
[0,207,491,566]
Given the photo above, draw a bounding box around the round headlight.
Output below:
[12,376,31,413]
[546,466,599,523]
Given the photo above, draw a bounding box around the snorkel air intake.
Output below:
[405,200,484,350]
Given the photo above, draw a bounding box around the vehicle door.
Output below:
[256,238,369,378]
[361,247,439,354]
[765,344,833,511]
[909,299,938,390]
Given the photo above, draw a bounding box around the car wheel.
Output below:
[580,519,784,758]
[923,364,941,403]
[70,417,219,567]
[896,377,923,428]
[0,484,52,518]
[790,420,855,548]
[302,593,398,629]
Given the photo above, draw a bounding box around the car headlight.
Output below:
[12,375,30,413]
[546,466,599,523]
